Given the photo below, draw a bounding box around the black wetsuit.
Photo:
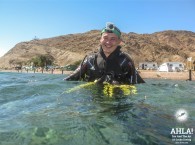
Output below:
[64,46,145,84]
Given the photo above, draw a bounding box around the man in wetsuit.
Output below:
[64,22,145,84]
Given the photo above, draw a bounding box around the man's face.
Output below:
[100,32,121,57]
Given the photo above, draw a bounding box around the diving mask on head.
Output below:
[101,22,121,38]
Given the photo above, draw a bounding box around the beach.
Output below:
[1,69,194,81]
[0,69,72,75]
[139,70,194,80]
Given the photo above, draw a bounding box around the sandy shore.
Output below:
[139,70,194,80]
[1,69,194,81]
[0,69,72,75]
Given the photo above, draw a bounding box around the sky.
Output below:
[0,0,195,57]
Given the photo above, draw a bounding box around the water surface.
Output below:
[0,72,194,145]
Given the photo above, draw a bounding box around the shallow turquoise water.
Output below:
[0,72,194,145]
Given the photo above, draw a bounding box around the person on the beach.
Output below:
[64,22,145,84]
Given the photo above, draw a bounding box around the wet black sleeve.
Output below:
[134,70,145,84]
[64,56,88,81]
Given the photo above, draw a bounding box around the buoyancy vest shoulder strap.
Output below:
[118,52,134,69]
[118,52,136,82]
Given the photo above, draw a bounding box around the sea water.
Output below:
[0,72,194,145]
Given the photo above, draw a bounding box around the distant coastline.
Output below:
[139,70,193,81]
[0,69,72,75]
[1,69,194,81]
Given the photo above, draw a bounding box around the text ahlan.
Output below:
[170,128,193,134]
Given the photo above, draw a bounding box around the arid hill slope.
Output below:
[0,30,194,68]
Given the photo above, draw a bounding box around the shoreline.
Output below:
[0,69,72,75]
[139,70,194,81]
[1,69,194,81]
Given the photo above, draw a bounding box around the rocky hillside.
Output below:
[0,30,195,68]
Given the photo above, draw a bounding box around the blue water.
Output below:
[0,72,194,145]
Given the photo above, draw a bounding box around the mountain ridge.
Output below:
[0,30,194,68]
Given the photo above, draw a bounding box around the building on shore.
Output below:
[138,62,158,70]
